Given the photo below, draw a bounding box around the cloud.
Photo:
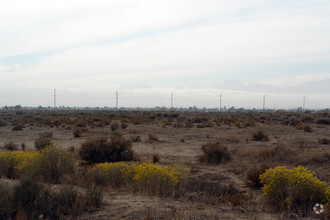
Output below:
[0,0,330,108]
[260,73,330,87]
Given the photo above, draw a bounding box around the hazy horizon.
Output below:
[1,1,330,109]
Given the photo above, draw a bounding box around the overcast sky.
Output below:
[0,0,330,109]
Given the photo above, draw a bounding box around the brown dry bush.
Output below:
[198,142,231,164]
[152,153,160,163]
[79,136,135,164]
[255,146,298,163]
[245,164,270,188]
[225,135,240,143]
[4,141,18,151]
[0,178,102,219]
[145,134,159,143]
[252,131,269,141]
[110,120,120,131]
[303,124,312,132]
[26,147,75,184]
[130,135,141,142]
[318,138,330,145]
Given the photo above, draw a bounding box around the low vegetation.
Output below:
[0,109,329,219]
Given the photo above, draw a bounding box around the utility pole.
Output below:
[219,93,222,111]
[116,91,118,109]
[303,96,306,110]
[263,95,265,110]
[171,92,173,109]
[54,89,56,108]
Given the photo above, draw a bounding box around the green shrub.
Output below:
[260,166,330,214]
[79,136,135,164]
[198,142,231,164]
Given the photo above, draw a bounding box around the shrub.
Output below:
[93,162,136,187]
[73,128,82,137]
[93,162,189,196]
[0,120,8,127]
[133,162,188,196]
[303,125,312,132]
[131,135,141,142]
[316,119,330,125]
[39,131,53,139]
[145,134,159,143]
[4,141,18,151]
[12,125,23,131]
[35,133,53,151]
[260,166,330,214]
[152,153,160,163]
[79,136,135,164]
[246,164,270,188]
[12,177,44,218]
[318,138,330,145]
[198,142,231,164]
[252,131,269,141]
[0,151,39,179]
[29,146,75,183]
[110,120,120,131]
[0,178,102,219]
[21,143,26,151]
[121,123,128,129]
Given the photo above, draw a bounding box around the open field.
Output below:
[0,109,329,219]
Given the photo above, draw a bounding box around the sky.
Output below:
[0,0,330,109]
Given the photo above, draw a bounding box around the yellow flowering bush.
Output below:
[94,162,189,196]
[0,151,39,178]
[0,147,74,183]
[94,162,137,187]
[133,162,188,196]
[260,166,330,214]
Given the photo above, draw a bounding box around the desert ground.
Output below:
[0,109,329,219]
